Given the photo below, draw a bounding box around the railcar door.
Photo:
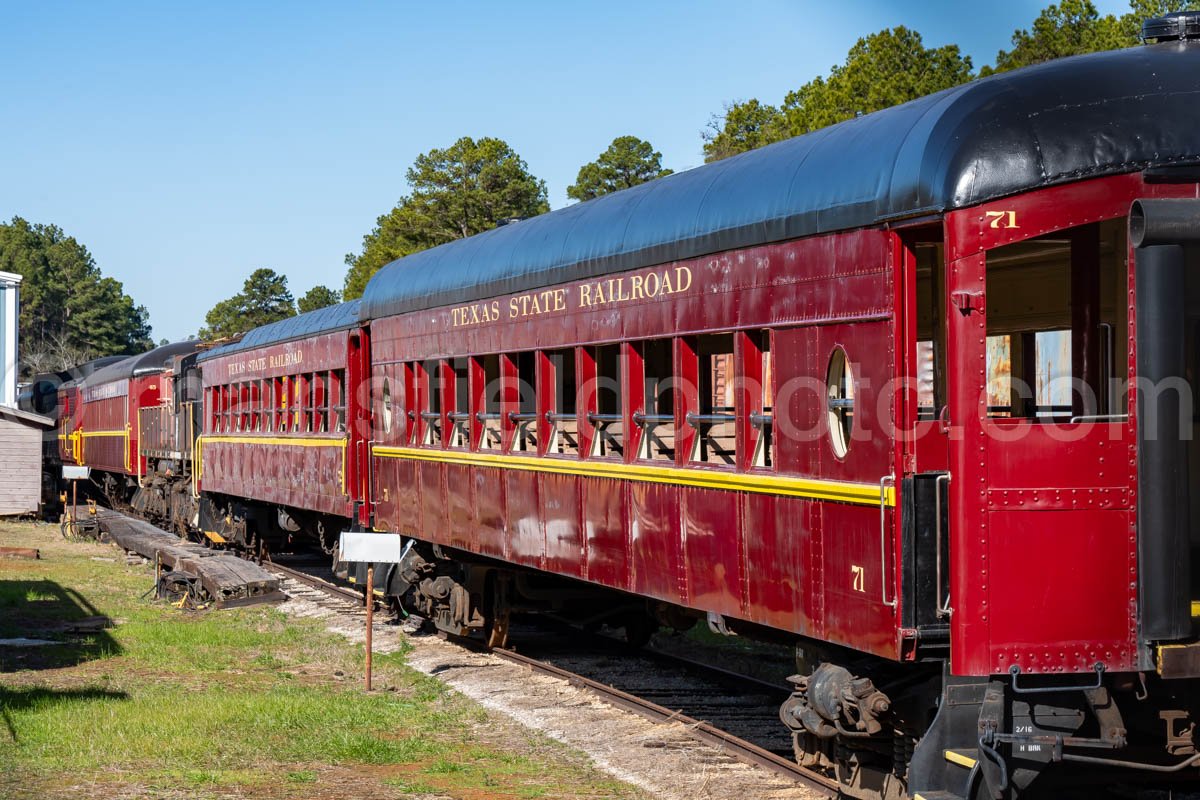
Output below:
[903,228,950,472]
[348,326,370,528]
[900,229,952,644]
[945,213,1137,676]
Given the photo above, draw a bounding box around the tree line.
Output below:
[199,273,342,341]
[205,132,674,340]
[701,0,1196,161]
[4,0,1195,368]
[0,218,153,375]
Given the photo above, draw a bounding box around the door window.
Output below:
[983,220,1128,422]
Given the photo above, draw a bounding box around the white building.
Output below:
[0,269,51,515]
[0,270,21,408]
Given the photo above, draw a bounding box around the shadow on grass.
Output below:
[0,686,129,743]
[0,579,121,671]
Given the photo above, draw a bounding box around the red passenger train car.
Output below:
[41,355,126,468]
[351,30,1200,800]
[69,341,202,504]
[193,301,369,551]
[19,355,125,509]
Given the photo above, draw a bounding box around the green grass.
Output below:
[381,776,437,793]
[286,769,317,783]
[0,521,645,800]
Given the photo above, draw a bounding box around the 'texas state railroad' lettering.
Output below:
[226,349,304,377]
[451,265,694,328]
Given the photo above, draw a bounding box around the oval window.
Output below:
[826,347,854,458]
[381,378,393,434]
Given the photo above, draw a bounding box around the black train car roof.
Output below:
[52,355,128,390]
[82,341,204,389]
[360,41,1200,321]
[197,299,362,362]
[19,355,128,416]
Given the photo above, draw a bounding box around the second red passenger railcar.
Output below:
[195,301,369,550]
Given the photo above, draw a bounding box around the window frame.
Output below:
[587,342,625,460]
[475,353,503,451]
[449,357,471,449]
[543,348,580,458]
[633,338,675,463]
[684,333,737,468]
[508,351,538,454]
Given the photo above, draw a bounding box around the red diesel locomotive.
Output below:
[37,17,1200,800]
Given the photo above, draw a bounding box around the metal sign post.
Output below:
[338,531,404,692]
[62,466,89,535]
[364,564,373,690]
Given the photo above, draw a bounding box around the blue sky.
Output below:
[1,0,1133,342]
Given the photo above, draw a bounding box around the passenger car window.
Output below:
[983,220,1128,422]
[826,346,854,458]
[589,344,623,458]
[637,339,674,462]
[546,349,579,456]
[511,352,537,453]
[479,354,502,450]
[689,334,735,465]
[422,360,443,446]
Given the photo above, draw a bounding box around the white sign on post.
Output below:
[62,466,90,481]
[338,531,404,564]
[336,531,406,694]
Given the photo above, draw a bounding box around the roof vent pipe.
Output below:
[1142,11,1200,42]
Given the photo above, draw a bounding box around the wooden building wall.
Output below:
[0,408,50,515]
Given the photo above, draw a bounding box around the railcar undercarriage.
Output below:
[130,461,196,536]
[353,540,683,651]
[777,654,1200,799]
[370,537,1200,800]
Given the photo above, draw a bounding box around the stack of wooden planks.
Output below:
[88,508,285,609]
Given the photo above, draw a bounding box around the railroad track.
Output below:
[263,557,363,605]
[257,555,836,796]
[487,641,835,794]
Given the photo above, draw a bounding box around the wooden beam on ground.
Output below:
[0,546,40,559]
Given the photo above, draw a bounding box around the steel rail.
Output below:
[484,643,837,795]
[265,559,364,605]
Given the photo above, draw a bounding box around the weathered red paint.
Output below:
[199,329,367,520]
[370,229,904,661]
